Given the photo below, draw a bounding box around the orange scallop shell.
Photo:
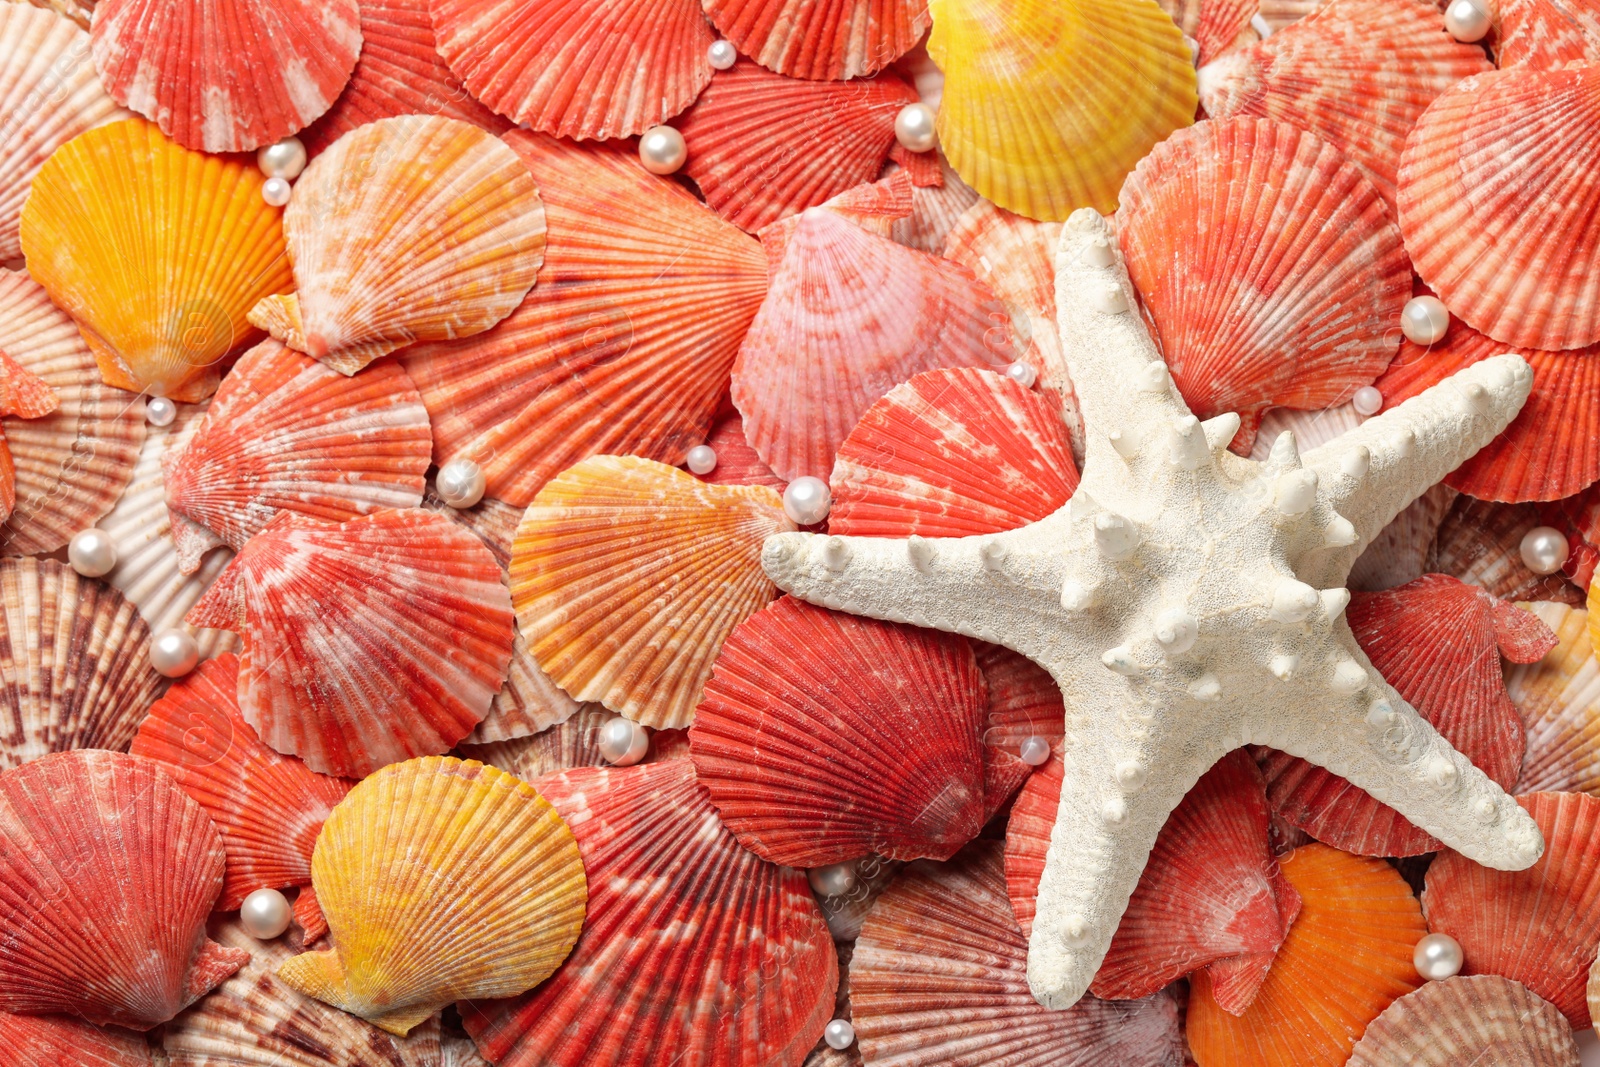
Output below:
[1347,974,1580,1067]
[1510,602,1600,795]
[1496,0,1600,68]
[1,1011,155,1067]
[701,0,930,79]
[0,350,59,525]
[1163,0,1258,62]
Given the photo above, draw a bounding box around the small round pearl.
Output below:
[1444,0,1492,41]
[597,716,650,766]
[1413,932,1464,981]
[436,458,487,510]
[1004,360,1037,388]
[824,1019,856,1051]
[1019,736,1051,766]
[1520,526,1570,576]
[638,126,687,175]
[68,528,117,577]
[808,861,857,898]
[783,476,831,525]
[686,445,718,475]
[707,39,738,70]
[1352,385,1383,417]
[1401,295,1451,346]
[256,136,308,181]
[239,887,293,940]
[894,102,938,153]
[145,395,177,428]
[262,177,292,207]
[150,628,200,678]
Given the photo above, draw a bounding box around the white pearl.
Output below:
[1019,736,1051,766]
[436,458,487,510]
[1413,932,1464,980]
[146,396,177,428]
[824,1019,856,1051]
[894,102,938,153]
[68,528,117,577]
[1401,295,1451,345]
[256,136,308,181]
[707,39,738,70]
[686,445,718,475]
[1004,360,1037,388]
[597,716,649,766]
[783,476,831,525]
[808,861,857,897]
[239,887,293,940]
[261,177,292,207]
[150,628,200,678]
[1444,0,1492,42]
[1520,526,1570,575]
[638,126,687,175]
[1352,385,1383,416]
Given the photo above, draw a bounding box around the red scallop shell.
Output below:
[1541,483,1600,591]
[691,412,785,491]
[1430,495,1587,606]
[1495,0,1600,68]
[701,0,930,79]
[1164,0,1258,64]
[977,641,1066,754]
[1,1011,155,1066]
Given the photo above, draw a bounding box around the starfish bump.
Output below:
[761,208,1545,1010]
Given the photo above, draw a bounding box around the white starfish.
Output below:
[761,209,1545,1010]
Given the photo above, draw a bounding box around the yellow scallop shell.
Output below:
[276,756,587,1036]
[927,0,1197,219]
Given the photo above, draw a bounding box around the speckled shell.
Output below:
[1,1010,155,1067]
[458,705,615,780]
[278,757,586,1036]
[1162,0,1257,62]
[189,509,516,778]
[1348,484,1455,594]
[1430,497,1587,606]
[443,1035,492,1067]
[429,0,713,138]
[510,456,793,729]
[0,750,250,1028]
[926,0,1197,219]
[693,412,786,491]
[1496,0,1600,68]
[850,838,1187,1065]
[1511,602,1600,795]
[1545,485,1600,590]
[702,0,929,78]
[1397,66,1600,351]
[1348,974,1579,1067]
[461,759,838,1067]
[976,642,1065,753]
[248,116,545,374]
[401,132,767,507]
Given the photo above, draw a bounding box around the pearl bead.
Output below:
[783,476,831,525]
[597,716,649,766]
[894,102,938,153]
[256,136,308,181]
[1004,360,1037,388]
[1019,736,1051,766]
[638,126,687,175]
[707,39,738,70]
[1352,385,1383,417]
[150,628,200,678]
[1444,0,1492,42]
[1413,932,1464,980]
[824,1019,856,1051]
[808,861,857,897]
[1401,295,1451,346]
[261,177,292,207]
[686,445,718,475]
[240,887,293,939]
[436,458,487,510]
[68,528,117,577]
[146,396,177,428]
[1520,526,1570,576]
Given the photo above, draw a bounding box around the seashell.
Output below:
[851,838,1187,1065]
[21,0,95,30]
[829,367,1077,539]
[0,558,162,770]
[510,456,792,729]
[0,750,250,1028]
[693,412,786,491]
[1542,484,1600,591]
[817,853,904,943]
[1249,404,1363,460]
[164,917,444,1066]
[1256,0,1323,30]
[690,595,987,866]
[732,204,1014,481]
[1348,484,1456,594]
[161,340,431,575]
[1496,0,1600,69]
[1511,602,1600,795]
[1116,117,1409,453]
[701,0,930,79]
[19,117,292,402]
[981,745,1033,825]
[1430,495,1586,605]
[802,940,857,1067]
[459,704,615,780]
[1397,65,1600,351]
[885,155,981,255]
[400,131,767,507]
[1423,791,1600,1028]
[1162,0,1258,63]
[1188,843,1427,1067]
[0,352,58,525]
[299,0,511,155]
[443,1034,492,1067]
[278,756,586,1036]
[1347,974,1579,1067]
[926,0,1197,219]
[189,508,517,778]
[673,60,916,232]
[460,759,838,1067]
[429,0,713,139]
[1,1011,155,1066]
[1197,0,1491,208]
[976,641,1065,753]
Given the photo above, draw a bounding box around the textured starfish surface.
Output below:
[762,208,1546,1010]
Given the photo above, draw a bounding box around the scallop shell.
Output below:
[0,558,162,771]
[1256,0,1323,30]
[828,367,1078,539]
[277,757,585,1036]
[458,705,615,780]
[429,0,713,138]
[1543,485,1600,590]
[1348,974,1579,1067]
[400,131,767,507]
[851,838,1187,1065]
[673,60,916,232]
[702,0,929,79]
[802,940,857,1067]
[1248,404,1364,460]
[693,412,786,491]
[976,642,1065,753]
[0,351,56,422]
[1430,496,1586,605]
[443,1035,492,1067]
[926,0,1197,219]
[1116,117,1409,451]
[1511,602,1600,795]
[1496,0,1600,69]
[817,853,904,943]
[1259,575,1549,856]
[0,750,250,1028]
[1162,0,1258,63]
[886,154,981,255]
[460,759,838,1067]
[1348,484,1456,593]
[1188,843,1427,1067]
[690,595,987,866]
[188,508,517,778]
[510,455,793,729]
[1,1011,155,1067]
[23,0,96,30]
[248,115,545,375]
[18,117,293,401]
[1423,791,1600,1028]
